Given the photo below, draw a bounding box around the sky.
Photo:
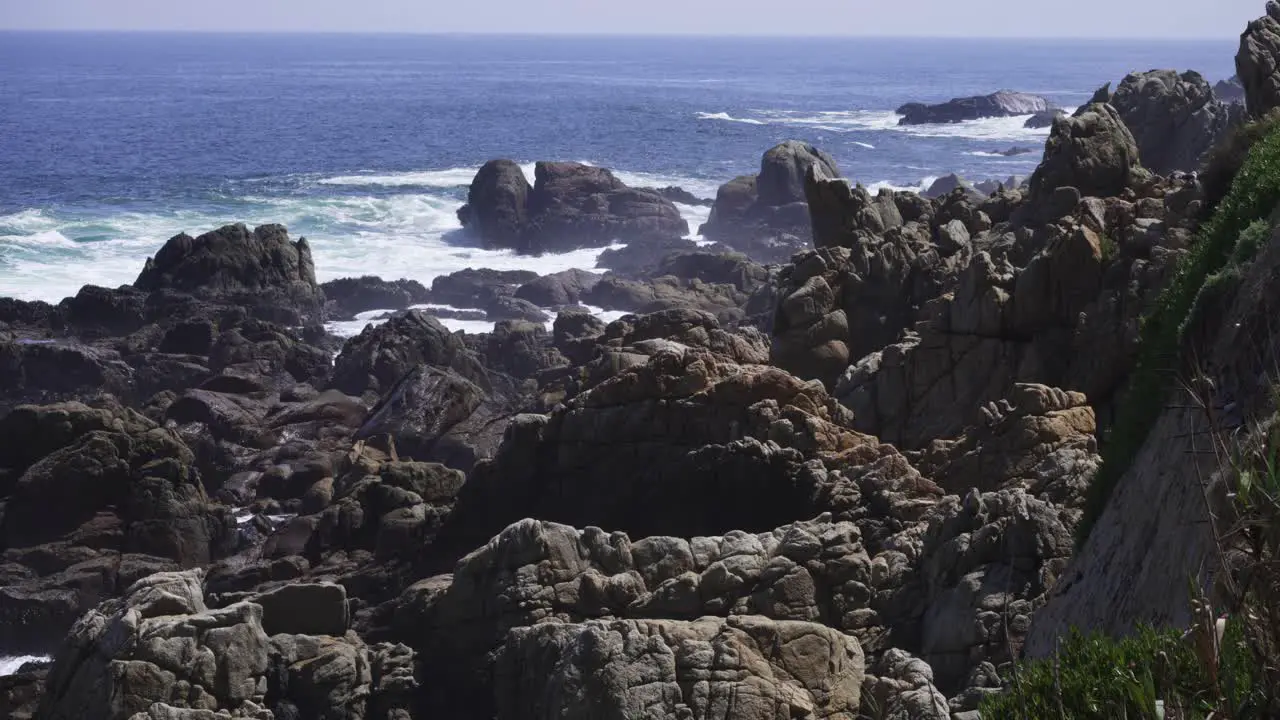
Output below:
[0,0,1265,38]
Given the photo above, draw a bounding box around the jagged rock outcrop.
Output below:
[458,161,688,254]
[399,517,870,718]
[455,159,531,248]
[134,224,323,323]
[1101,69,1244,175]
[36,569,415,720]
[495,617,864,720]
[1027,103,1146,211]
[328,310,487,400]
[0,399,233,654]
[424,345,888,563]
[897,91,1055,125]
[1215,75,1247,104]
[1026,209,1280,659]
[1238,1,1280,117]
[700,141,841,261]
[1023,109,1066,129]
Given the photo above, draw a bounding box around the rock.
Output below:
[425,346,892,563]
[456,159,531,248]
[463,161,688,254]
[1238,1,1280,117]
[478,320,567,379]
[60,285,148,337]
[0,341,135,415]
[133,223,323,323]
[428,268,538,310]
[1109,69,1244,175]
[861,650,950,719]
[593,236,699,277]
[36,569,406,720]
[1023,109,1066,128]
[897,91,1055,125]
[552,309,607,366]
[699,142,841,261]
[404,517,874,717]
[655,251,769,292]
[1214,75,1246,104]
[494,616,864,720]
[354,364,517,472]
[923,174,980,200]
[758,140,841,208]
[580,274,749,320]
[321,276,430,319]
[513,269,601,307]
[252,583,349,636]
[644,185,713,206]
[1027,103,1145,212]
[329,310,487,399]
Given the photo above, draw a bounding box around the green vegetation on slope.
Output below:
[1077,119,1280,547]
[980,621,1263,719]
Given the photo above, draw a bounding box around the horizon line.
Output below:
[0,27,1241,42]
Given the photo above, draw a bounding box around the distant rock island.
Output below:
[897,90,1056,125]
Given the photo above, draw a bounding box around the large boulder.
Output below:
[1238,1,1280,117]
[897,91,1054,125]
[700,142,841,261]
[1106,69,1244,175]
[758,140,841,208]
[321,276,431,319]
[133,223,323,323]
[1027,103,1145,210]
[328,310,487,399]
[456,159,531,248]
[460,161,688,254]
[36,569,414,720]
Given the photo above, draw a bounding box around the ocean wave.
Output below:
[696,108,1053,142]
[695,111,765,126]
[853,142,876,150]
[0,655,50,676]
[317,163,539,189]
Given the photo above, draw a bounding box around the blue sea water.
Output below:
[0,32,1237,304]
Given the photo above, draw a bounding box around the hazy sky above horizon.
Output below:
[0,0,1264,38]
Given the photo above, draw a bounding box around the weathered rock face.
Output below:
[134,224,323,323]
[700,142,841,261]
[897,91,1055,125]
[401,517,871,718]
[1105,69,1244,175]
[328,310,487,400]
[0,341,136,416]
[425,345,887,563]
[459,161,688,254]
[0,400,234,654]
[1238,1,1280,117]
[1214,75,1247,104]
[1026,211,1280,659]
[36,569,416,720]
[1028,103,1145,209]
[495,617,864,720]
[321,276,431,319]
[456,159,531,248]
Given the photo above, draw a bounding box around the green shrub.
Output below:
[1202,111,1280,215]
[981,622,1262,719]
[1077,120,1280,548]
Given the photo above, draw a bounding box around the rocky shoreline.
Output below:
[0,7,1277,719]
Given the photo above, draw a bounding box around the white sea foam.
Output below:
[695,111,765,125]
[0,655,51,676]
[696,108,1053,143]
[318,163,538,189]
[579,304,632,324]
[853,142,876,150]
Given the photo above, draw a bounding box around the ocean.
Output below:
[0,32,1237,313]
